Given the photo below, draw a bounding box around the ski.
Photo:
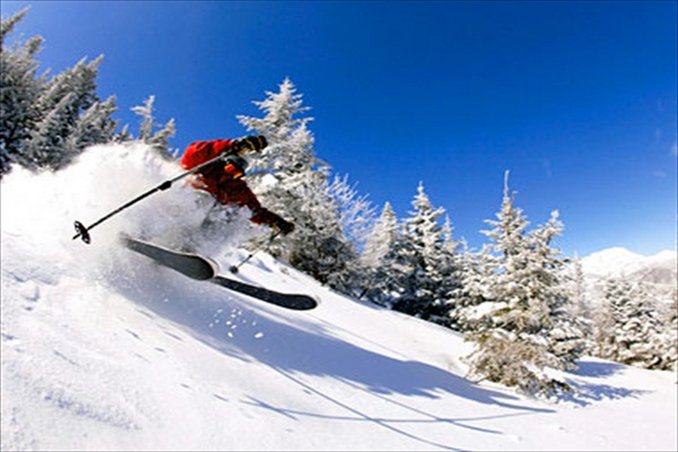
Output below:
[121,235,217,280]
[121,235,317,311]
[211,275,317,310]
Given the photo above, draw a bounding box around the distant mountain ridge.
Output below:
[581,247,676,282]
[581,247,677,301]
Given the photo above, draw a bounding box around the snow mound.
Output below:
[2,145,676,451]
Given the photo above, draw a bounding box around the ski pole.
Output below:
[229,231,281,274]
[72,151,234,244]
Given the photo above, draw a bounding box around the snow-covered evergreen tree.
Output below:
[65,96,118,156]
[2,10,119,173]
[325,174,376,293]
[362,202,398,269]
[21,56,114,169]
[567,256,594,353]
[35,56,101,120]
[327,174,376,252]
[476,172,544,334]
[591,279,617,360]
[438,215,464,320]
[291,171,359,291]
[237,78,319,226]
[602,279,667,369]
[130,95,177,158]
[528,211,585,370]
[360,202,407,306]
[661,294,678,371]
[570,257,587,312]
[447,243,496,331]
[0,8,44,175]
[237,77,316,177]
[237,78,356,291]
[21,92,77,170]
[391,183,452,322]
[466,172,571,397]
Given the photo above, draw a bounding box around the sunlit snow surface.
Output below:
[2,144,676,451]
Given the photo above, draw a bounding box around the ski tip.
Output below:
[310,295,321,309]
[287,293,320,311]
[281,294,318,311]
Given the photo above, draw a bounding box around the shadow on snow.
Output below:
[112,262,638,449]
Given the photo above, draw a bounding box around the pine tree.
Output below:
[237,77,315,177]
[448,243,496,331]
[466,172,571,397]
[326,174,376,294]
[237,79,354,291]
[568,256,595,354]
[64,96,118,156]
[5,34,118,172]
[529,211,585,370]
[237,78,320,226]
[21,92,76,170]
[604,279,666,368]
[362,202,398,269]
[114,123,133,143]
[327,174,376,254]
[34,56,102,120]
[361,202,406,306]
[0,8,44,175]
[591,279,618,359]
[22,56,109,169]
[661,293,678,371]
[438,215,464,321]
[478,172,547,336]
[131,95,176,158]
[290,170,359,291]
[391,183,451,322]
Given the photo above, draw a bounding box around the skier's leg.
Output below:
[182,191,219,252]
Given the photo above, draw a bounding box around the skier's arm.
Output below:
[180,136,267,170]
[180,140,235,170]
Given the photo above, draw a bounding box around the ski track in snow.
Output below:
[1,144,676,451]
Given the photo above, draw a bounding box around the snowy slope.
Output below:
[2,145,677,451]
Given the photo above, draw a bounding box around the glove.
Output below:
[272,217,295,236]
[233,135,268,155]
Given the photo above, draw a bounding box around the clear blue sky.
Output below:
[4,1,677,256]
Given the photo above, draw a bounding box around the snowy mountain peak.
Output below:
[581,247,643,276]
[581,247,677,286]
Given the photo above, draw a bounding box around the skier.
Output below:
[180,136,295,236]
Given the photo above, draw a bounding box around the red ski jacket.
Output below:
[180,140,282,227]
